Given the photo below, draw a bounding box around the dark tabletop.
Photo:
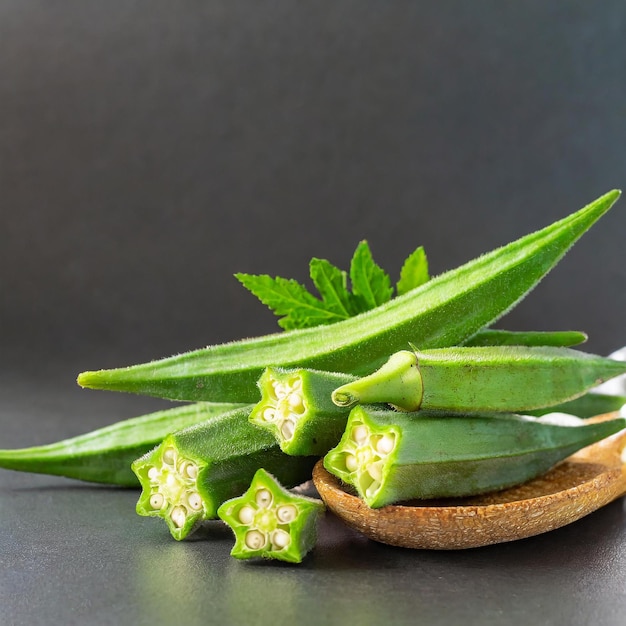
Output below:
[2,2,626,624]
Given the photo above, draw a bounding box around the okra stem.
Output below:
[77,191,620,403]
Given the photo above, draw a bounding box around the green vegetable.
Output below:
[251,345,624,457]
[323,406,626,508]
[331,347,626,412]
[132,406,317,540]
[250,366,355,456]
[525,392,626,419]
[0,401,245,486]
[77,191,620,404]
[462,329,587,348]
[236,241,429,330]
[218,468,325,563]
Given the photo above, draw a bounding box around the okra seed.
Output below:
[272,529,291,549]
[365,481,381,500]
[171,506,187,528]
[245,530,267,550]
[274,383,287,399]
[276,505,298,523]
[263,408,277,422]
[376,434,396,455]
[345,454,358,472]
[352,425,369,444]
[281,419,296,440]
[187,492,203,510]
[288,392,303,408]
[185,463,198,479]
[162,447,176,465]
[238,505,255,524]
[367,461,383,482]
[149,493,165,510]
[256,489,273,508]
[148,467,159,480]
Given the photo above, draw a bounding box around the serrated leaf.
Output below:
[309,258,357,318]
[234,273,345,329]
[349,241,393,310]
[396,246,429,296]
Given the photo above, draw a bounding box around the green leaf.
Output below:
[234,273,345,330]
[349,241,393,310]
[309,257,356,318]
[396,246,429,296]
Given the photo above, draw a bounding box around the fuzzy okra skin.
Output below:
[250,366,357,456]
[218,468,325,563]
[132,406,317,540]
[324,406,626,508]
[256,346,625,457]
[332,347,626,413]
[525,392,626,419]
[463,329,587,348]
[77,191,620,403]
[0,401,246,486]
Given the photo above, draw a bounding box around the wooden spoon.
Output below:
[312,414,626,549]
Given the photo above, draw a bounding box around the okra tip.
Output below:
[77,368,138,392]
[76,370,104,389]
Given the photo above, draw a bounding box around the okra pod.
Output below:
[78,191,620,403]
[252,346,626,456]
[463,329,587,348]
[525,392,626,419]
[0,401,246,486]
[249,366,356,456]
[324,406,626,508]
[132,406,317,540]
[218,468,325,563]
[332,347,626,412]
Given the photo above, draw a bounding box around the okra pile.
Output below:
[2,191,626,563]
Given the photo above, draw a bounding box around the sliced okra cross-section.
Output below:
[132,406,317,540]
[218,468,325,563]
[323,406,626,508]
[249,366,355,456]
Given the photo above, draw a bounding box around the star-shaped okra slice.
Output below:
[218,468,325,563]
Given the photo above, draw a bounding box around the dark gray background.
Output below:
[2,2,626,625]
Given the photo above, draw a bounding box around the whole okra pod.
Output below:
[77,191,620,403]
[332,347,626,412]
[132,406,317,540]
[0,401,246,486]
[323,406,626,508]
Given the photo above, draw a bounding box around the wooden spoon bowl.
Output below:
[312,415,626,549]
